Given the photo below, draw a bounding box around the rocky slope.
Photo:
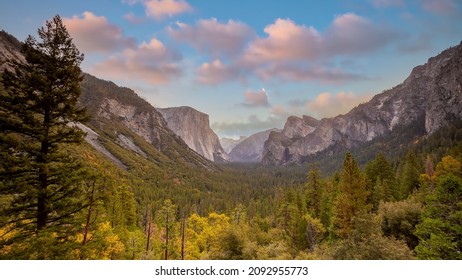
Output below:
[229,129,280,162]
[220,137,247,154]
[0,31,218,171]
[80,75,217,170]
[263,42,462,165]
[158,107,228,162]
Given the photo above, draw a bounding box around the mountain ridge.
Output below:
[263,42,462,165]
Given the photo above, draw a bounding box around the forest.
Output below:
[1,16,462,260]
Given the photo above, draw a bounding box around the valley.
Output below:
[1,17,462,260]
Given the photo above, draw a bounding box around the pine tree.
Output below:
[305,165,324,218]
[0,15,89,239]
[333,153,371,238]
[415,174,462,259]
[365,153,398,210]
[400,150,421,198]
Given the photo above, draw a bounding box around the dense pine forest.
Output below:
[1,16,462,260]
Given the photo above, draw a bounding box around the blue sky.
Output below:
[1,0,461,138]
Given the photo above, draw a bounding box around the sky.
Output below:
[1,0,461,138]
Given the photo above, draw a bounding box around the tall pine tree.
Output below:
[0,15,89,239]
[333,153,371,238]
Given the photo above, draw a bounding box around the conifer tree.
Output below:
[305,166,324,218]
[333,153,371,238]
[0,15,89,238]
[415,174,462,259]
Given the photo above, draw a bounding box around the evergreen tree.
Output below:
[333,153,371,238]
[305,165,324,218]
[415,174,462,259]
[399,150,421,199]
[365,153,398,210]
[157,199,178,260]
[0,15,88,239]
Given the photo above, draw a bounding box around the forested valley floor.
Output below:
[1,16,462,260]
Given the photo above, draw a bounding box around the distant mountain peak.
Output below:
[158,107,228,162]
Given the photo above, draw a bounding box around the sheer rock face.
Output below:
[158,106,228,162]
[229,129,280,162]
[263,43,462,165]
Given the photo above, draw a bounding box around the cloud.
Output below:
[306,91,373,118]
[255,63,371,84]
[235,14,401,84]
[91,38,182,84]
[144,0,193,21]
[63,12,135,53]
[370,0,406,8]
[196,60,240,85]
[212,114,283,137]
[420,0,458,15]
[242,14,400,64]
[242,89,269,107]
[124,12,148,24]
[169,18,255,57]
[324,13,401,56]
[242,18,320,64]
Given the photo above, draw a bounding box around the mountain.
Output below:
[263,42,462,165]
[229,129,280,162]
[0,30,217,171]
[220,136,247,154]
[158,106,228,162]
[80,75,218,170]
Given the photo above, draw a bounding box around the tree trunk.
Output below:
[82,179,96,246]
[164,211,169,260]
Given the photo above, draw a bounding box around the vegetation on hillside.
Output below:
[1,16,462,260]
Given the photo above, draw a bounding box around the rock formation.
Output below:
[263,43,462,165]
[158,106,228,162]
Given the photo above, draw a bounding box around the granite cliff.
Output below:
[263,43,462,165]
[158,106,228,162]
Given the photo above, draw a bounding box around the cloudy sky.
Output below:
[1,0,461,138]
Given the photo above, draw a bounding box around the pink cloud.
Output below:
[242,18,320,64]
[170,18,255,57]
[255,63,369,84]
[144,0,193,21]
[124,12,148,24]
[325,13,401,55]
[234,14,400,84]
[63,12,135,53]
[91,38,182,85]
[306,91,373,118]
[370,0,406,8]
[243,89,269,107]
[420,0,458,15]
[196,60,239,85]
